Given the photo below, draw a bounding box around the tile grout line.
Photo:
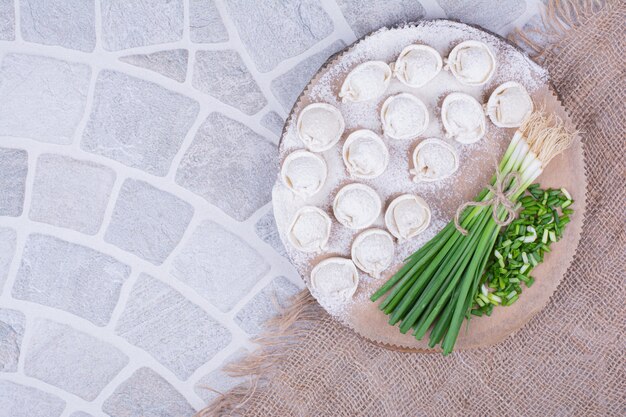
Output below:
[420,0,447,18]
[181,0,190,41]
[0,372,101,416]
[181,0,193,87]
[109,39,233,57]
[164,105,208,182]
[254,34,351,93]
[68,59,99,151]
[324,0,358,43]
[238,204,304,284]
[102,269,140,333]
[184,45,195,86]
[212,0,289,121]
[0,144,40,304]
[93,0,102,52]
[182,338,254,397]
[12,0,21,42]
[13,304,31,375]
[93,171,123,240]
[87,362,142,416]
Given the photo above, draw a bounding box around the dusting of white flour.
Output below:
[271,20,548,319]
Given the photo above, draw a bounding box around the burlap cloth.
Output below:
[199,1,625,415]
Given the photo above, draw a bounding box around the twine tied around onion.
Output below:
[454,169,522,235]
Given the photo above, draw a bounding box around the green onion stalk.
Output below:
[370,110,575,355]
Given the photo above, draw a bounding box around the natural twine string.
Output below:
[454,168,522,235]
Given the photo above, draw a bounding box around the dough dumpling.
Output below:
[297,103,345,152]
[441,93,486,144]
[287,206,332,253]
[342,129,389,179]
[310,257,359,302]
[381,93,429,140]
[446,40,496,86]
[339,61,392,103]
[281,150,328,197]
[385,194,431,240]
[393,44,443,88]
[486,81,534,128]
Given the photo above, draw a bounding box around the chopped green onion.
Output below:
[504,294,519,305]
[472,185,574,316]
[488,293,502,304]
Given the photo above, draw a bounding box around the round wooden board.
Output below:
[272,20,586,351]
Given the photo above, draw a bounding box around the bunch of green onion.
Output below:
[370,111,574,355]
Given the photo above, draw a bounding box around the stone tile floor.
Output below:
[0,1,542,416]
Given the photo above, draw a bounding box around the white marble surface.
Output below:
[0,1,543,415]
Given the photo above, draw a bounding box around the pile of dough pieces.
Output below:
[282,40,534,304]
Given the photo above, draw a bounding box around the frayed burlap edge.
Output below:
[196,291,316,417]
[196,2,612,416]
[510,0,611,61]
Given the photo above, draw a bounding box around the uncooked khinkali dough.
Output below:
[351,229,394,278]
[441,93,486,144]
[385,194,431,240]
[287,206,331,253]
[410,138,459,182]
[380,93,429,140]
[393,44,443,88]
[486,81,534,128]
[333,183,382,230]
[342,129,389,179]
[310,257,359,302]
[297,103,345,152]
[446,40,496,86]
[281,150,327,197]
[339,61,392,103]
